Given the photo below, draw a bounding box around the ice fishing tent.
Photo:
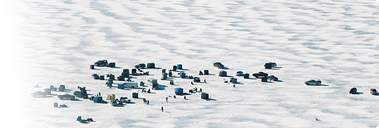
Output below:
[148,78,158,89]
[131,69,137,75]
[93,96,103,103]
[230,78,237,84]
[201,93,209,100]
[244,73,249,79]
[147,63,155,68]
[175,88,184,95]
[177,64,183,70]
[180,72,186,78]
[117,84,124,89]
[59,85,66,92]
[219,70,227,77]
[204,70,209,75]
[106,94,115,100]
[122,69,129,78]
[132,92,138,98]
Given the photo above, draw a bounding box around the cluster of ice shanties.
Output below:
[5,0,379,127]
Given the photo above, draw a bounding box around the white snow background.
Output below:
[3,0,379,127]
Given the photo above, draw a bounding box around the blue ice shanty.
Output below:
[177,64,183,70]
[180,72,186,78]
[118,83,124,89]
[93,96,103,103]
[219,70,227,77]
[175,88,184,95]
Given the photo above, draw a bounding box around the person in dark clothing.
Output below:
[191,82,194,85]
[166,97,168,102]
[233,84,235,87]
[99,92,101,96]
[161,107,164,112]
[173,95,176,99]
[184,96,186,100]
[204,79,206,83]
[199,88,202,92]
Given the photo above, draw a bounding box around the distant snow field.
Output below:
[6,0,379,127]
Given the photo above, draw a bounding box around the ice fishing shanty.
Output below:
[180,72,186,78]
[106,94,115,100]
[177,64,183,70]
[219,70,227,77]
[146,63,155,68]
[175,88,184,95]
[148,78,158,89]
[201,92,209,100]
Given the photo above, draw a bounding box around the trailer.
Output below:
[122,82,138,88]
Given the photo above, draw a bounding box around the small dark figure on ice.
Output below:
[315,116,320,121]
[161,107,164,112]
[166,97,168,102]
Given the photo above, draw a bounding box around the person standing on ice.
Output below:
[191,82,194,85]
[204,79,206,83]
[161,106,164,112]
[166,97,168,102]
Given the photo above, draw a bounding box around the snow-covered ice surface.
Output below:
[5,0,379,127]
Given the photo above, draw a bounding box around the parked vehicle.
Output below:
[58,94,75,100]
[92,74,100,79]
[252,72,268,78]
[264,62,277,69]
[370,88,377,95]
[120,97,131,103]
[305,79,321,86]
[110,100,119,106]
[94,60,108,67]
[349,87,357,94]
[134,63,146,69]
[77,116,93,123]
[236,71,244,76]
[213,62,224,69]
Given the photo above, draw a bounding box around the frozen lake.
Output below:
[4,0,379,127]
